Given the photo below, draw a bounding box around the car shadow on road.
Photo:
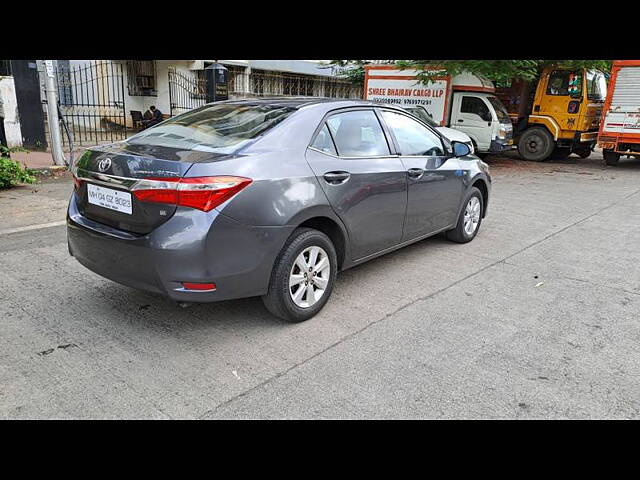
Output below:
[81,232,456,334]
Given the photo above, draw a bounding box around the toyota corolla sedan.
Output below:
[68,98,491,322]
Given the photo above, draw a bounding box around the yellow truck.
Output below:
[495,67,607,161]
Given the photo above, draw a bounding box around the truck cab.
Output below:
[449,91,513,155]
[496,67,607,161]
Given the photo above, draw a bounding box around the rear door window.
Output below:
[310,124,337,155]
[326,110,390,157]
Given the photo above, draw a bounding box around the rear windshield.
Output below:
[126,103,296,154]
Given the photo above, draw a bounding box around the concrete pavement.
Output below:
[1,152,639,419]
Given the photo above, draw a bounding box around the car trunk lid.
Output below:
[72,143,230,234]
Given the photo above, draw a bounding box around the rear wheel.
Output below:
[518,127,555,162]
[446,187,483,244]
[262,228,337,322]
[603,149,620,166]
[576,148,592,159]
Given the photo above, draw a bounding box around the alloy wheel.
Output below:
[463,196,481,236]
[289,246,330,308]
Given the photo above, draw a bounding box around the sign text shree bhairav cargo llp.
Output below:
[365,78,449,125]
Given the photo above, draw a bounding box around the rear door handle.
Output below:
[458,119,464,123]
[323,171,351,184]
[407,168,424,178]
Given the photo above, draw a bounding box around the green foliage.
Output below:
[0,153,36,189]
[327,60,368,85]
[396,60,612,85]
[329,60,613,87]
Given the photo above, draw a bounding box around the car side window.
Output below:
[310,124,337,155]
[380,110,445,157]
[461,96,492,122]
[326,110,390,157]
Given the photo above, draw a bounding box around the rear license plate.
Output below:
[87,184,132,215]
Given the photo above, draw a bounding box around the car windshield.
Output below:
[586,70,607,101]
[486,96,511,124]
[405,107,438,127]
[126,103,296,153]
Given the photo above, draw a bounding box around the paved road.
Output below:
[1,152,640,419]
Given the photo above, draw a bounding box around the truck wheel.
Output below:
[518,127,555,162]
[603,149,620,166]
[577,149,591,159]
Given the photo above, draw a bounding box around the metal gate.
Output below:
[41,61,127,148]
[168,67,207,117]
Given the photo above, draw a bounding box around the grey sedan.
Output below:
[68,98,491,322]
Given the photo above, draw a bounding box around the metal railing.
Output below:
[39,60,127,148]
[228,69,362,99]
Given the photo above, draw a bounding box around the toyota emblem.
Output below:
[98,157,112,172]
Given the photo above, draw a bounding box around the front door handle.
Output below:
[323,171,351,184]
[407,167,424,178]
[458,119,464,123]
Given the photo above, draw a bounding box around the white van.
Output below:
[364,66,514,156]
[403,105,475,154]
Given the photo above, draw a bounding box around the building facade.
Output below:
[25,59,363,149]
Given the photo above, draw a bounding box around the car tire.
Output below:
[603,149,620,166]
[262,228,338,323]
[446,187,484,244]
[518,127,555,162]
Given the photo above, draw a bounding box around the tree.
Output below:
[397,60,612,86]
[329,60,612,87]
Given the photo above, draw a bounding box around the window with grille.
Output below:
[126,60,157,96]
[282,74,315,96]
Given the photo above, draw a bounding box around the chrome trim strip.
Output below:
[76,169,139,190]
[308,146,401,160]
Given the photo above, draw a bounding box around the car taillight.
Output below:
[131,176,252,212]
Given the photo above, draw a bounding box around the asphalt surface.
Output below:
[1,152,640,419]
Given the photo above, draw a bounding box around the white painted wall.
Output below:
[69,60,194,127]
[0,76,23,147]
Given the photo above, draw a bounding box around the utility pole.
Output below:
[43,60,65,166]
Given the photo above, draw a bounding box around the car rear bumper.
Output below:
[67,193,294,303]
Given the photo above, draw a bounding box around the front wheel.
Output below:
[262,228,338,322]
[518,127,555,162]
[446,187,484,244]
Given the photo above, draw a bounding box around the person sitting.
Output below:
[142,106,163,128]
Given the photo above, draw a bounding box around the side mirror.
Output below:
[452,141,471,157]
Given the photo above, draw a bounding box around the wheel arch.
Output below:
[286,206,350,270]
[471,177,489,218]
[526,117,560,141]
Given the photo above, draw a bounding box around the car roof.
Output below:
[209,97,404,111]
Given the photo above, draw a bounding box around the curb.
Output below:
[31,165,69,175]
